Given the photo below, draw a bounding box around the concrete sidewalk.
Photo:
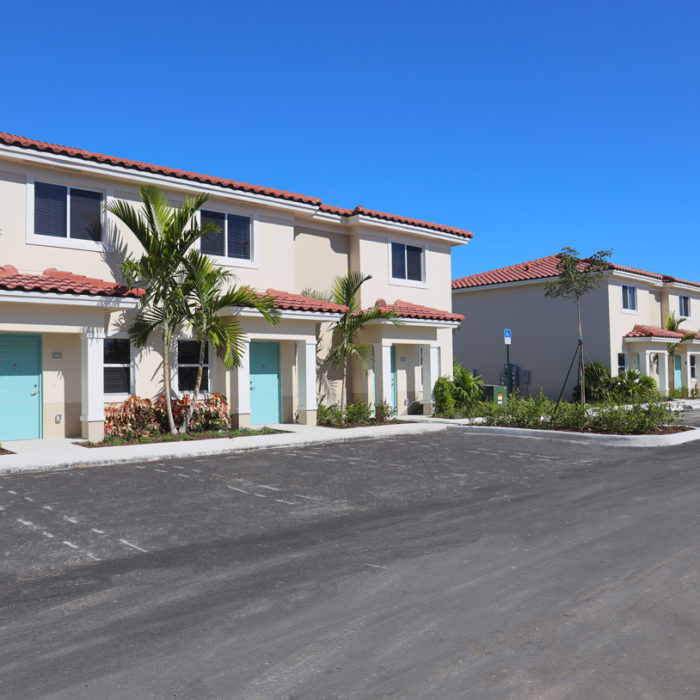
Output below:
[0,422,448,476]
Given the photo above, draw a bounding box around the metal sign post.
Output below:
[504,329,512,397]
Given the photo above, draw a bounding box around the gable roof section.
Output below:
[371,298,464,322]
[624,324,700,340]
[452,254,700,290]
[0,265,144,298]
[0,132,472,240]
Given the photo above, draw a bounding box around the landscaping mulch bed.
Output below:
[76,427,282,448]
[0,448,15,456]
[319,420,408,429]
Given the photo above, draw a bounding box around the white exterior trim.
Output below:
[235,307,344,322]
[0,289,140,309]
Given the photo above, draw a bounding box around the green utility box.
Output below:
[482,384,507,405]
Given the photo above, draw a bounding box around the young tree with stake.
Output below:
[544,247,612,404]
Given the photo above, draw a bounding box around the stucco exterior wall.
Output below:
[353,234,454,311]
[293,227,348,295]
[452,282,610,399]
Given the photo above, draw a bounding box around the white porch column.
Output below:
[421,343,442,415]
[231,338,251,428]
[373,342,393,409]
[297,339,318,425]
[641,350,651,378]
[362,348,375,411]
[658,350,669,395]
[81,329,105,442]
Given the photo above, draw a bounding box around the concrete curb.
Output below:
[0,423,448,476]
[455,424,700,447]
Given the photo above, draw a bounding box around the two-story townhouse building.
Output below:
[0,133,468,443]
[452,254,700,399]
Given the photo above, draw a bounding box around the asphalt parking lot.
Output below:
[1,427,700,699]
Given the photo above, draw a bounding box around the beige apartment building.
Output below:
[0,133,468,443]
[452,254,700,399]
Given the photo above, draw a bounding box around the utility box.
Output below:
[500,364,519,393]
[482,384,507,404]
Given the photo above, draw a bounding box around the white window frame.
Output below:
[197,208,259,269]
[388,239,429,289]
[175,339,213,396]
[617,352,627,374]
[690,355,696,380]
[622,284,637,313]
[679,295,690,317]
[103,336,136,402]
[26,175,109,252]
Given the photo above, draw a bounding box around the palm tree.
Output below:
[108,185,213,434]
[178,251,280,431]
[665,311,687,332]
[324,272,401,410]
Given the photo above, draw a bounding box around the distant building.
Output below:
[452,254,700,398]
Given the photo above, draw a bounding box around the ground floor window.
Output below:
[104,338,131,394]
[691,355,696,380]
[177,340,209,392]
[617,353,627,374]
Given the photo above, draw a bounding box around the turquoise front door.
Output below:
[674,355,682,388]
[250,341,281,424]
[0,334,42,440]
[390,345,398,410]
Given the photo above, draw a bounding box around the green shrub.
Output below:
[433,364,484,418]
[345,400,373,425]
[481,394,678,434]
[317,400,345,427]
[433,376,457,417]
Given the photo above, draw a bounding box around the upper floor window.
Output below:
[391,242,423,282]
[622,284,637,311]
[104,339,131,395]
[200,210,251,260]
[680,295,690,317]
[35,182,103,242]
[177,340,209,393]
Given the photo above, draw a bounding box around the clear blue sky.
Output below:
[3,1,699,281]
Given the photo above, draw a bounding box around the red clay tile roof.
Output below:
[372,298,464,322]
[263,289,348,314]
[0,132,472,240]
[624,324,700,340]
[318,204,473,239]
[452,254,700,290]
[0,265,144,298]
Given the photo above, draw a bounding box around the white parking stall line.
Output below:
[257,485,280,491]
[227,486,249,494]
[62,541,79,549]
[119,539,148,553]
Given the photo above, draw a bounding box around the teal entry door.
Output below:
[0,334,42,440]
[250,341,281,424]
[390,345,398,410]
[674,355,682,389]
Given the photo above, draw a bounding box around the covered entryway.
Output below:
[250,341,282,424]
[0,334,42,440]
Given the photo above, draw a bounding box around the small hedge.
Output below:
[317,400,396,427]
[433,363,484,418]
[105,394,230,440]
[480,392,680,435]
